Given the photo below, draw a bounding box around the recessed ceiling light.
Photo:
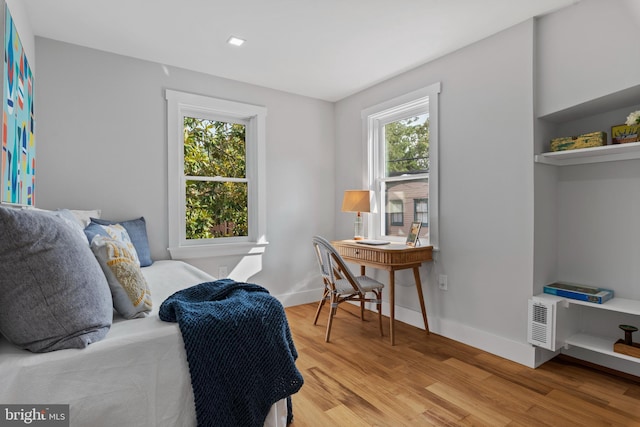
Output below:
[227,36,245,47]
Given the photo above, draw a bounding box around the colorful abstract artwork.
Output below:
[1,4,34,206]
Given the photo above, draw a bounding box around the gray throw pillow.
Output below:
[0,206,113,352]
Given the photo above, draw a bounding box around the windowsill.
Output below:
[168,241,269,259]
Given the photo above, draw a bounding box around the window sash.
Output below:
[380,175,428,239]
[181,114,251,244]
[182,115,248,180]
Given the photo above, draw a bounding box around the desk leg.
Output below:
[413,266,430,335]
[360,266,366,320]
[389,271,395,345]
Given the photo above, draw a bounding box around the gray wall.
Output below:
[537,0,640,116]
[333,0,640,367]
[34,38,335,304]
[335,19,536,364]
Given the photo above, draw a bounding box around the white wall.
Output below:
[34,38,334,304]
[335,20,537,365]
[537,0,640,116]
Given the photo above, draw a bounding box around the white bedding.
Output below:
[0,260,287,427]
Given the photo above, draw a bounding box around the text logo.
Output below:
[0,405,68,426]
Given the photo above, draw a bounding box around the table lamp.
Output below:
[341,190,371,240]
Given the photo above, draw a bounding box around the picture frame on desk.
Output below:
[406,221,421,247]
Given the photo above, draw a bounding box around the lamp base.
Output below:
[353,213,363,241]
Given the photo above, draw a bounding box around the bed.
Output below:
[0,207,299,427]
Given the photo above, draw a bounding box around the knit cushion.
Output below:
[0,206,112,352]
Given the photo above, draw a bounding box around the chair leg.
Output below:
[325,292,338,342]
[360,297,365,320]
[376,290,383,337]
[313,287,329,326]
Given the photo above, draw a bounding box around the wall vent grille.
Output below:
[527,298,556,351]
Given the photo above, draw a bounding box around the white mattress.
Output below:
[0,260,287,427]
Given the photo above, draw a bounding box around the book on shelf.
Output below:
[543,282,614,304]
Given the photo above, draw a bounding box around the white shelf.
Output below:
[534,293,640,316]
[534,141,640,166]
[564,333,640,363]
[534,294,640,363]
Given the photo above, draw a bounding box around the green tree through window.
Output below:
[385,115,429,176]
[183,117,248,239]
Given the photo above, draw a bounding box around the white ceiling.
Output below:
[22,0,579,102]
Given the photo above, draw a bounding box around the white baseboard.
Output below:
[367,300,537,368]
[280,290,537,368]
[433,316,537,368]
[275,288,321,308]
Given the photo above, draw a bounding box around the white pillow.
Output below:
[83,223,140,266]
[70,209,102,227]
[52,209,87,243]
[91,233,152,319]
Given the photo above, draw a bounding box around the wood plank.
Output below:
[286,303,640,426]
[425,382,512,426]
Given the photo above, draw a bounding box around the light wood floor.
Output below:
[285,303,640,427]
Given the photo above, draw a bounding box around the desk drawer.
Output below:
[335,244,430,266]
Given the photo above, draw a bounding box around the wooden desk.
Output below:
[332,240,433,345]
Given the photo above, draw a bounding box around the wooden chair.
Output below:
[312,236,384,342]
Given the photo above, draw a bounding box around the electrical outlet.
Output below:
[438,274,448,291]
[218,266,228,278]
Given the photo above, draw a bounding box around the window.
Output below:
[414,198,428,226]
[388,200,404,226]
[184,117,248,240]
[166,90,267,258]
[363,83,440,247]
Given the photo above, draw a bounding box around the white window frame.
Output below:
[362,82,440,249]
[166,89,268,258]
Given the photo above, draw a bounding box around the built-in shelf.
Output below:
[571,296,640,315]
[534,293,640,363]
[535,293,640,316]
[534,141,640,166]
[565,333,640,363]
[533,84,640,375]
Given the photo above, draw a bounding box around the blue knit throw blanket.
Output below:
[159,279,303,427]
